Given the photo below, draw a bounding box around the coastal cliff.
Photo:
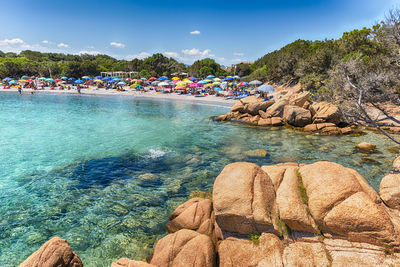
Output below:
[20,156,400,266]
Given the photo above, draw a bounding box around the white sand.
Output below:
[0,88,238,107]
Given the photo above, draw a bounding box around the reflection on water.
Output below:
[0,93,397,266]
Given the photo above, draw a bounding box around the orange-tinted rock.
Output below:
[112,258,155,267]
[213,162,276,234]
[283,105,312,127]
[19,237,83,267]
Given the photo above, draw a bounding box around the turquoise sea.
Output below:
[0,93,397,266]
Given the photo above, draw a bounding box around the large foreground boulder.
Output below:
[283,105,312,127]
[19,237,83,267]
[213,162,276,235]
[150,229,215,267]
[262,99,289,118]
[299,161,396,245]
[243,100,274,115]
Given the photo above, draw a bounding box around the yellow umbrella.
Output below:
[182,78,189,81]
[94,79,103,82]
[175,84,187,90]
[172,77,180,80]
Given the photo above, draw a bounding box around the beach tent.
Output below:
[249,80,262,85]
[257,84,274,92]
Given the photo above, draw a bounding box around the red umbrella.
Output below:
[55,79,62,82]
[148,77,157,81]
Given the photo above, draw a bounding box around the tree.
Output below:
[188,58,224,77]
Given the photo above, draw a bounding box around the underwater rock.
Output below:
[112,258,155,267]
[244,149,268,157]
[357,142,377,152]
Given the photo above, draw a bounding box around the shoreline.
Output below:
[0,88,237,108]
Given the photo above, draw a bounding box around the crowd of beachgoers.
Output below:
[0,75,275,100]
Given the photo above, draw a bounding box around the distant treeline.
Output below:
[0,50,231,79]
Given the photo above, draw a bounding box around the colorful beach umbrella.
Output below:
[249,80,262,85]
[239,82,249,86]
[148,77,157,81]
[82,76,92,80]
[75,80,84,84]
[206,75,215,79]
[172,77,180,80]
[21,75,30,79]
[158,82,169,86]
[189,83,201,87]
[158,76,168,80]
[257,85,274,92]
[102,77,112,81]
[61,77,68,80]
[117,81,126,85]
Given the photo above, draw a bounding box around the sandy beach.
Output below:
[0,88,237,107]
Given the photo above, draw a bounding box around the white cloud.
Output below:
[233,52,244,56]
[0,38,45,52]
[217,57,226,61]
[87,45,95,49]
[78,50,101,55]
[164,51,179,58]
[125,52,150,60]
[190,30,201,35]
[57,43,69,48]
[110,42,125,48]
[182,48,212,57]
[42,40,49,44]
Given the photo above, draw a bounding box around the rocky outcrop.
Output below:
[212,93,351,135]
[213,162,277,235]
[23,158,400,266]
[150,229,215,267]
[283,105,312,127]
[19,237,83,267]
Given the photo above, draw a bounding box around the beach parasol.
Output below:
[175,84,187,90]
[75,80,84,84]
[189,83,202,87]
[188,77,199,81]
[117,81,126,85]
[257,84,274,92]
[21,75,30,79]
[94,79,103,83]
[148,77,157,81]
[158,76,168,80]
[158,82,169,86]
[233,75,240,79]
[213,81,221,85]
[61,76,68,80]
[55,79,62,82]
[82,76,92,80]
[3,77,12,81]
[172,77,180,80]
[9,80,18,84]
[95,76,102,79]
[102,77,112,81]
[206,75,215,79]
[140,77,147,81]
[249,80,262,85]
[203,79,213,83]
[69,77,76,81]
[39,77,47,80]
[239,82,249,86]
[213,78,221,82]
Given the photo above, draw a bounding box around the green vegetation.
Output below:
[275,210,290,237]
[249,232,261,245]
[297,172,309,206]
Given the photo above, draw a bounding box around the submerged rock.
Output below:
[112,258,155,267]
[357,142,377,152]
[244,149,268,157]
[19,237,83,267]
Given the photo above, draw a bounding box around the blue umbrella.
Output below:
[102,77,112,81]
[233,75,240,79]
[158,76,168,80]
[140,78,147,81]
[82,76,92,80]
[189,77,199,81]
[257,85,274,92]
[68,77,76,81]
[95,76,102,79]
[113,76,120,80]
[117,81,126,85]
[61,77,68,80]
[9,80,18,84]
[75,80,84,84]
[3,77,12,81]
[206,75,215,79]
[225,77,234,81]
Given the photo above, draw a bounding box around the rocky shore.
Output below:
[212,89,353,135]
[20,156,400,266]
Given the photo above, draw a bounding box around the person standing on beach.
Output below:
[77,85,81,94]
[18,86,22,95]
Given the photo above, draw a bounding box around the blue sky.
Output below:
[0,0,398,65]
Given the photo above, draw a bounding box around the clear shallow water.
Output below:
[0,93,397,266]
